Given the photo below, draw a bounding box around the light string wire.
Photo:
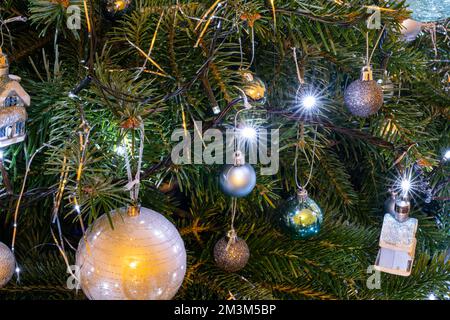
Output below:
[291,48,318,191]
[52,110,93,284]
[71,118,91,238]
[293,123,318,191]
[11,143,49,281]
[49,153,80,284]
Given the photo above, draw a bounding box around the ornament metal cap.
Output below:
[233,150,245,166]
[226,229,238,244]
[394,196,411,222]
[361,66,374,81]
[297,188,308,201]
[127,204,141,217]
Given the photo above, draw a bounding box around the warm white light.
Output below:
[129,261,138,269]
[75,205,81,213]
[444,149,450,161]
[15,267,20,274]
[302,95,317,110]
[240,126,257,141]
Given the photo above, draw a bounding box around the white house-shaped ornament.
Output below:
[0,51,30,148]
[374,198,418,276]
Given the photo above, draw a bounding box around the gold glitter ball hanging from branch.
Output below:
[214,234,250,272]
[344,66,383,117]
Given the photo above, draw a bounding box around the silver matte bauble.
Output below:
[0,241,15,288]
[76,206,186,300]
[219,164,256,198]
[344,66,383,117]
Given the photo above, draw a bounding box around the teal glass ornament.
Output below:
[406,0,450,22]
[279,189,323,239]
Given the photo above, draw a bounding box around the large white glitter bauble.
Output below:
[76,207,187,300]
[0,241,15,288]
[400,19,423,42]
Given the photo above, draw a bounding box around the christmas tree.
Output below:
[0,0,448,300]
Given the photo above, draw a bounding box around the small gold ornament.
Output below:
[106,0,131,13]
[241,72,266,103]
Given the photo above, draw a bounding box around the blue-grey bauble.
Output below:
[344,79,383,117]
[219,164,256,198]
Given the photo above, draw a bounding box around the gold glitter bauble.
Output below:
[0,241,15,288]
[76,206,186,300]
[241,72,266,102]
[214,235,250,272]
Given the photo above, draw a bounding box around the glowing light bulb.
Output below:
[444,149,450,161]
[15,267,20,274]
[427,293,437,300]
[240,126,257,141]
[302,95,317,109]
[129,261,138,269]
[401,178,411,195]
[75,205,81,213]
[116,145,126,156]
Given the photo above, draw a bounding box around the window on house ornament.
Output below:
[5,96,18,107]
[0,126,6,138]
[16,122,24,134]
